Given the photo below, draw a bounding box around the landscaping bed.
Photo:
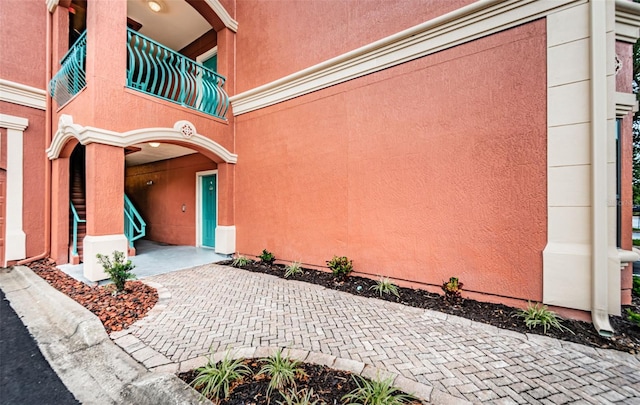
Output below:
[178,355,417,405]
[26,258,158,333]
[221,259,640,355]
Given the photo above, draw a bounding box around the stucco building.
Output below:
[2,0,640,334]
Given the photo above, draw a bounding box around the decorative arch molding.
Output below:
[47,114,238,164]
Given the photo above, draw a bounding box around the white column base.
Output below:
[5,228,26,263]
[215,225,236,255]
[83,234,129,282]
[543,242,591,312]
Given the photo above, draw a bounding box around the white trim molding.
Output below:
[0,114,28,265]
[615,0,640,43]
[48,114,238,164]
[615,91,638,118]
[196,46,218,64]
[46,0,58,13]
[230,0,583,115]
[204,0,238,33]
[0,79,47,110]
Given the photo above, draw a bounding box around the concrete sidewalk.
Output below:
[113,264,640,404]
[0,266,206,405]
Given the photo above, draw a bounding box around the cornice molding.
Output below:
[204,0,238,33]
[48,114,237,163]
[0,114,29,131]
[615,91,638,118]
[230,0,583,116]
[615,0,640,43]
[0,79,46,110]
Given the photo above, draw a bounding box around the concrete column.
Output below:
[83,142,127,281]
[215,162,235,254]
[50,157,70,264]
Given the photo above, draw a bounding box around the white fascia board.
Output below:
[230,0,582,116]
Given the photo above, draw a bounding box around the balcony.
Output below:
[126,28,229,119]
[49,31,87,107]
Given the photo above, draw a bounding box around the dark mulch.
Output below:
[27,258,158,333]
[221,260,640,355]
[178,358,415,405]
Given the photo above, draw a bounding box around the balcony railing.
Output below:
[126,28,229,119]
[50,31,87,107]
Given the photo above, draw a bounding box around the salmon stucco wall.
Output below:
[0,0,47,88]
[234,20,547,302]
[125,153,216,246]
[235,0,474,93]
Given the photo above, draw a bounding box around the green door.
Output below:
[201,174,217,248]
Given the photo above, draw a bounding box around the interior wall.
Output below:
[125,153,216,246]
[234,20,548,302]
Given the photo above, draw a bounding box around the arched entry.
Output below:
[48,115,237,279]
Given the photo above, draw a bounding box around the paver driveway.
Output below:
[112,264,640,404]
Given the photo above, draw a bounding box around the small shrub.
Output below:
[232,255,253,268]
[96,251,135,293]
[258,348,306,396]
[284,262,303,278]
[342,375,415,405]
[259,249,276,265]
[632,276,640,297]
[513,302,573,334]
[370,277,400,298]
[278,387,322,405]
[627,308,640,327]
[326,256,353,280]
[191,351,252,401]
[633,239,640,246]
[441,277,463,303]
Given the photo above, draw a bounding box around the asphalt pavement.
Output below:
[0,288,80,404]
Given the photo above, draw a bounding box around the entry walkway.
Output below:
[111,264,640,404]
[58,240,230,284]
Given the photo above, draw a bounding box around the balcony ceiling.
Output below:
[127,0,212,51]
[126,143,197,167]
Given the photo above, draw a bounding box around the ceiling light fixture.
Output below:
[147,0,163,13]
[148,142,160,148]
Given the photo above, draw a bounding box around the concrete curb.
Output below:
[0,266,206,405]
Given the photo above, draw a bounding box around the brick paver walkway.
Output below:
[112,264,640,404]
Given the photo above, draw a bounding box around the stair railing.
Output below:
[124,194,146,248]
[70,201,86,256]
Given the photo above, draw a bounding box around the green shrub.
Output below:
[627,308,640,327]
[258,348,305,396]
[259,249,276,265]
[632,276,640,297]
[277,387,322,405]
[513,302,573,334]
[441,277,463,303]
[342,375,415,405]
[633,239,640,246]
[284,262,303,278]
[191,351,252,401]
[326,256,353,280]
[370,277,400,298]
[232,255,253,267]
[96,251,136,293]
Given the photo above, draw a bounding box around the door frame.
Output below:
[196,46,218,66]
[195,169,218,248]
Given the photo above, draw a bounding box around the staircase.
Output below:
[69,163,86,263]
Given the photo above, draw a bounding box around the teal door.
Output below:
[201,174,217,247]
[203,54,217,72]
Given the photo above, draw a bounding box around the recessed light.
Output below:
[147,0,163,13]
[148,142,160,148]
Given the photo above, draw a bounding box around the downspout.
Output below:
[590,0,613,336]
[17,5,53,265]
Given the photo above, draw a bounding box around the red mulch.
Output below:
[27,258,158,333]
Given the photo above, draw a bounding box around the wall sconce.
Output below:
[146,180,154,186]
[181,204,186,212]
